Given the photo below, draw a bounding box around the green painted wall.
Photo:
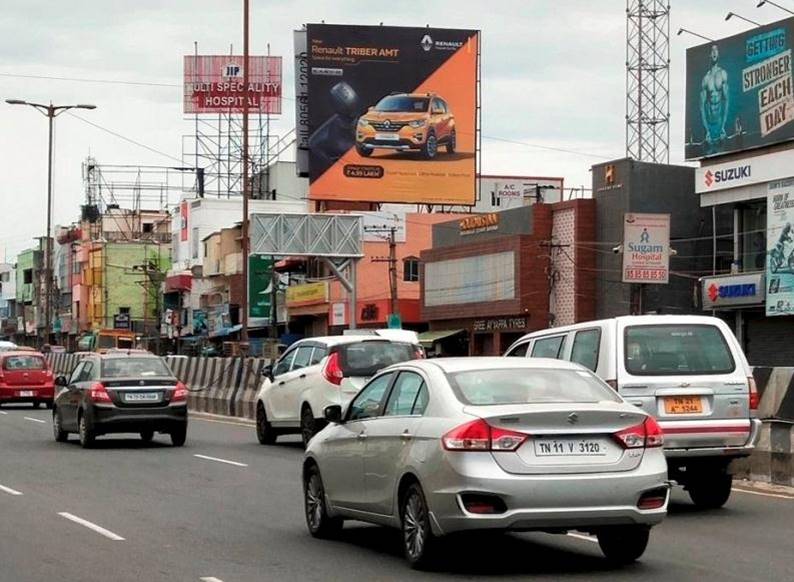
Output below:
[15,249,38,304]
[104,243,171,326]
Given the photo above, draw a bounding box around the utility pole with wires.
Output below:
[366,225,399,321]
[539,239,571,328]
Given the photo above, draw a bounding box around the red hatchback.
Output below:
[0,351,55,408]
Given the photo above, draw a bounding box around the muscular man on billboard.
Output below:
[700,44,730,148]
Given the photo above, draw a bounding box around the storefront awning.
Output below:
[418,329,465,348]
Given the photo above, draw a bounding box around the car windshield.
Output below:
[3,355,45,370]
[101,357,173,378]
[338,341,420,377]
[447,368,621,406]
[374,96,429,112]
[624,324,735,375]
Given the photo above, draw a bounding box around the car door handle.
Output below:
[299,374,306,379]
[628,400,643,406]
[357,431,367,440]
[400,430,412,442]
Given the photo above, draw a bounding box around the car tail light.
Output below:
[637,487,668,510]
[748,376,759,411]
[172,382,188,403]
[613,417,664,449]
[442,418,528,452]
[322,352,344,386]
[88,382,112,403]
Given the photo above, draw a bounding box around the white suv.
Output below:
[255,335,423,447]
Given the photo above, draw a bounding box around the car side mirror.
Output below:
[55,375,68,387]
[262,364,273,380]
[324,405,343,424]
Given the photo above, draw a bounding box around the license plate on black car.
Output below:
[124,393,159,402]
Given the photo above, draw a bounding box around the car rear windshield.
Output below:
[3,355,45,370]
[101,357,173,378]
[375,96,429,112]
[447,368,620,406]
[337,341,419,377]
[624,324,735,376]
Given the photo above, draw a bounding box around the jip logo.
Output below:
[223,63,242,78]
[704,170,714,188]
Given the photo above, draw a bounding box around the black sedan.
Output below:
[52,353,188,448]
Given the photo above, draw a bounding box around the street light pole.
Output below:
[5,99,96,346]
[240,0,250,346]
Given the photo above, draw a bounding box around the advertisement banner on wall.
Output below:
[621,213,670,284]
[249,255,274,320]
[766,179,794,315]
[184,55,282,114]
[685,18,794,160]
[180,201,189,242]
[305,24,479,205]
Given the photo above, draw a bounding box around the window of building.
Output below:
[741,202,766,272]
[119,307,131,315]
[23,269,32,285]
[0,272,8,282]
[172,234,179,262]
[142,223,153,234]
[403,257,420,282]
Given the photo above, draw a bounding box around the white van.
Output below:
[505,315,761,509]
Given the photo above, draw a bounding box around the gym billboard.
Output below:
[685,18,794,160]
[303,24,479,205]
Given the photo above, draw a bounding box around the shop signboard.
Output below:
[183,55,282,114]
[621,213,670,284]
[286,281,328,307]
[249,255,274,320]
[304,24,479,205]
[766,178,794,316]
[330,302,346,326]
[113,313,130,330]
[685,18,794,160]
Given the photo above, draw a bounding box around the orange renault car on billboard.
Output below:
[305,24,479,205]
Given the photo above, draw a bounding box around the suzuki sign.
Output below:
[701,272,765,309]
[696,148,794,194]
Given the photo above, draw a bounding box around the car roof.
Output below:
[515,314,729,340]
[398,357,584,374]
[89,352,161,360]
[292,335,417,348]
[0,350,45,358]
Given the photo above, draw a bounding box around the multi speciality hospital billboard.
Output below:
[685,19,794,160]
[302,24,479,204]
[184,55,282,114]
[766,179,794,316]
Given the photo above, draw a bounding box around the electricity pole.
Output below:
[240,0,251,346]
[367,225,399,318]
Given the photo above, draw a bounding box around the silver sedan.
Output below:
[302,357,669,569]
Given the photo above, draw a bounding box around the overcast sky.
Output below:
[1,0,789,260]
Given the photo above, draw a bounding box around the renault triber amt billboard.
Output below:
[304,24,479,205]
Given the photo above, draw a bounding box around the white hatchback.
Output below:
[255,335,423,447]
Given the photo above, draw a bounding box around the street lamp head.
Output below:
[757,0,767,7]
[5,99,27,105]
[725,12,734,21]
[76,104,96,110]
[676,28,684,36]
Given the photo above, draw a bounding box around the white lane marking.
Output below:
[58,512,125,541]
[192,416,253,428]
[0,484,24,496]
[732,487,794,500]
[24,417,47,424]
[0,410,8,415]
[200,577,225,582]
[193,454,248,468]
[567,532,598,543]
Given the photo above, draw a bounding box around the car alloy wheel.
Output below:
[256,403,277,445]
[401,483,436,568]
[53,410,68,442]
[78,414,94,448]
[304,466,342,538]
[301,406,316,448]
[424,134,438,159]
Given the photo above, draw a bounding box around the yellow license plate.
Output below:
[664,396,703,414]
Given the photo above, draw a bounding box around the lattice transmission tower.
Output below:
[626,0,670,163]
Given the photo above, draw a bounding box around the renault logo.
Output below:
[567,412,579,425]
[384,120,392,129]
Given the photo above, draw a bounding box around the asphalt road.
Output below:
[1,404,792,582]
